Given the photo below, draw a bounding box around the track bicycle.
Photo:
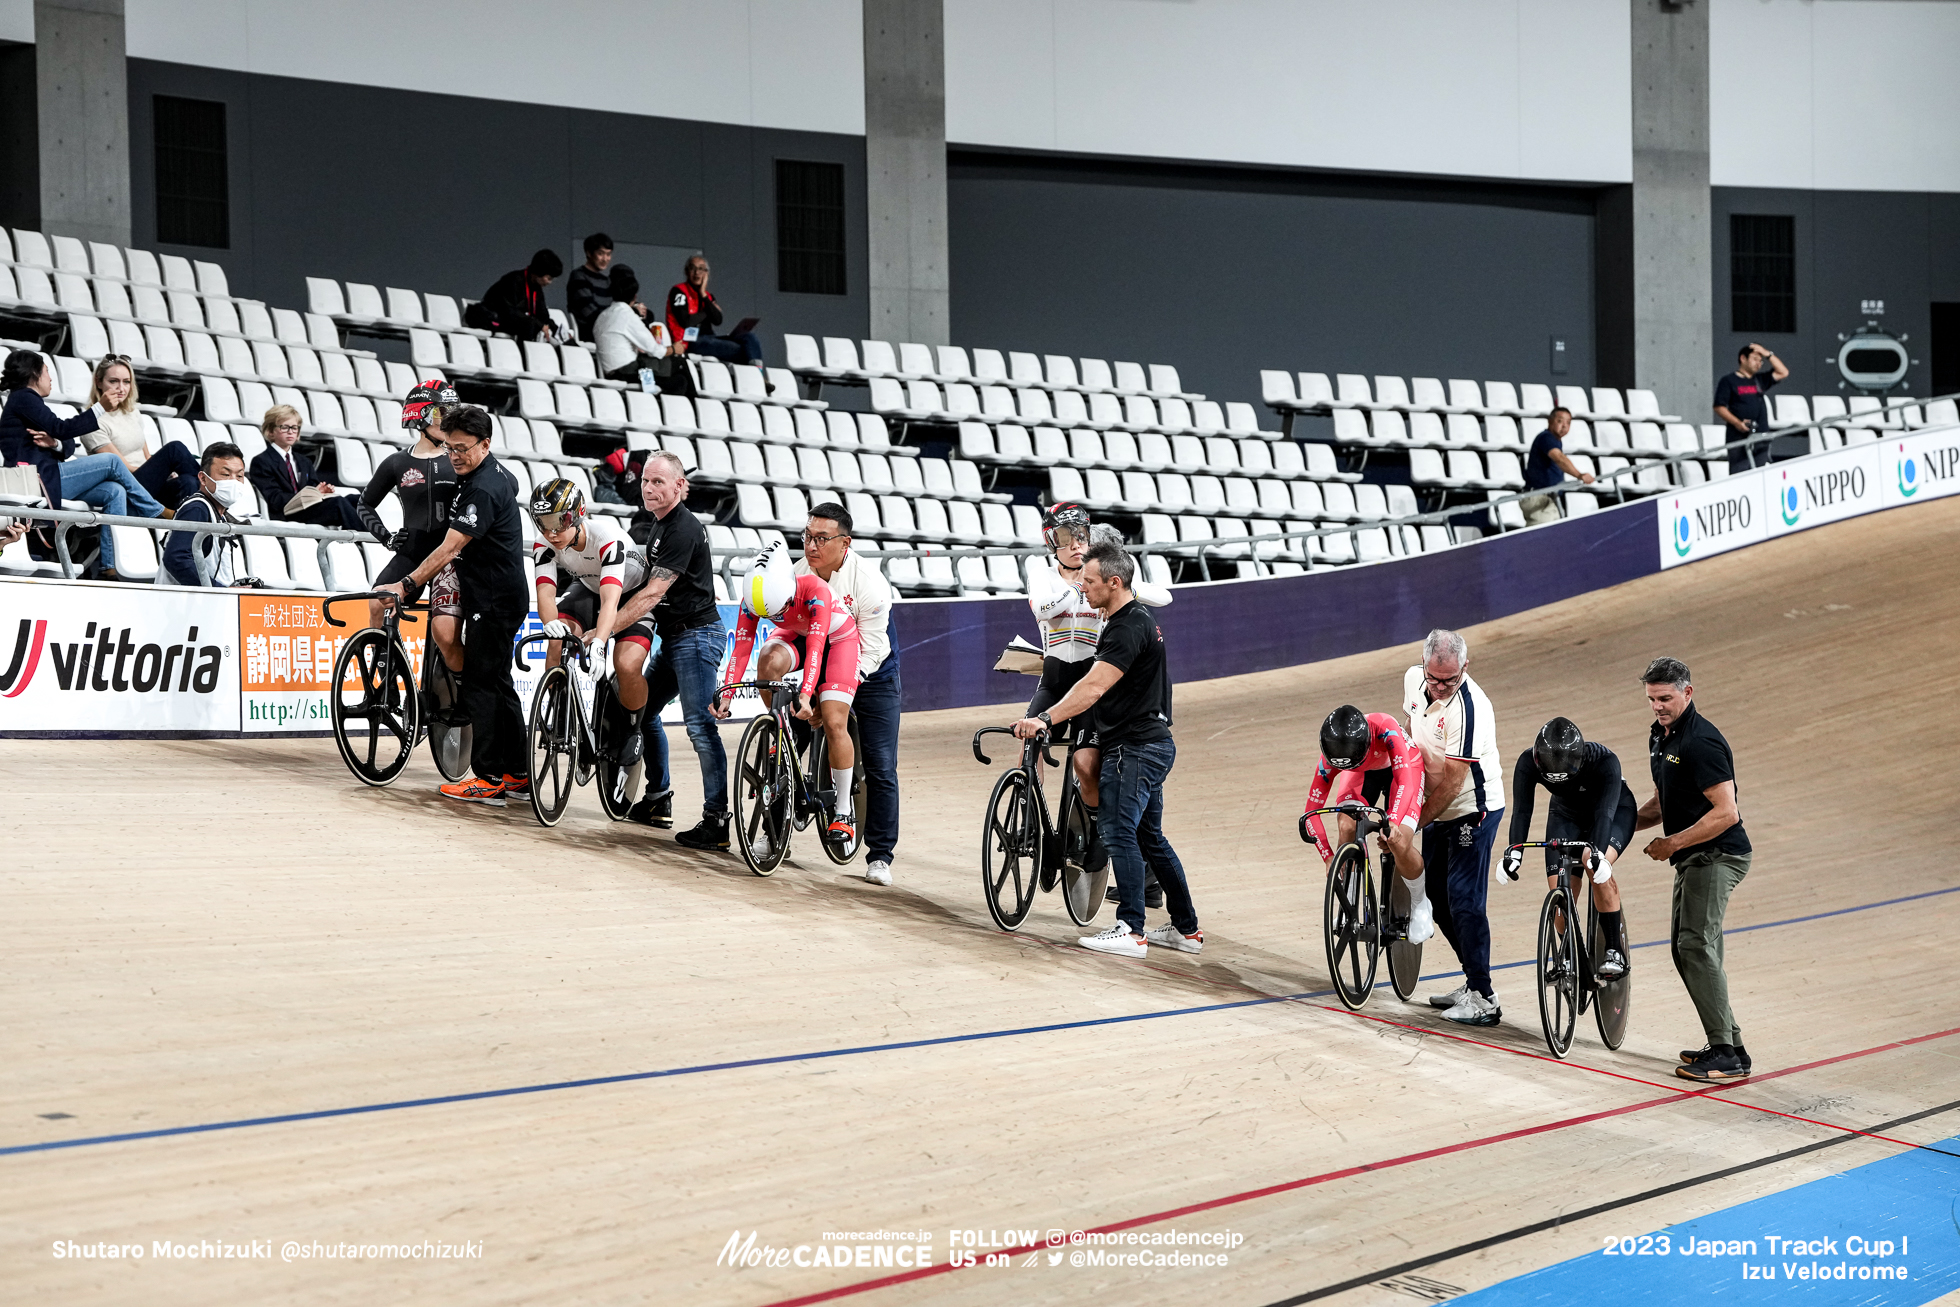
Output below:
[513,630,639,826]
[1509,839,1631,1058]
[323,591,470,787]
[970,726,1105,931]
[717,679,864,877]
[1306,802,1424,1009]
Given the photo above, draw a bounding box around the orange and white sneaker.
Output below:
[501,774,531,799]
[439,777,506,807]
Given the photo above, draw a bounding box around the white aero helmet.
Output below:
[742,542,797,621]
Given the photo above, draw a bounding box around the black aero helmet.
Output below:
[529,477,586,532]
[1534,716,1586,782]
[1319,705,1371,771]
[1042,501,1091,551]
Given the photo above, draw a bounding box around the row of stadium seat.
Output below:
[406,328,816,411]
[868,376,1273,438]
[68,313,408,396]
[1772,395,1957,431]
[957,424,1354,484]
[1047,467,1417,524]
[1263,373,1676,423]
[785,336,1200,401]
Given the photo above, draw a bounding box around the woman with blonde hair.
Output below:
[83,354,200,509]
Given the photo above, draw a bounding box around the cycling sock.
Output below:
[830,767,854,818]
[1401,872,1428,902]
[1600,909,1624,943]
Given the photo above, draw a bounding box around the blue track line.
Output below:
[6,884,1957,1160]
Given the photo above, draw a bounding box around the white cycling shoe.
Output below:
[1405,895,1435,945]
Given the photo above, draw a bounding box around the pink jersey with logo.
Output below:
[725,571,858,694]
[1303,712,1424,857]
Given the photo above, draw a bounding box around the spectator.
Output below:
[1713,343,1789,472]
[0,347,167,579]
[249,406,365,531]
[667,254,762,369]
[1635,656,1753,1083]
[1518,406,1595,526]
[1013,540,1202,959]
[466,248,564,342]
[1404,628,1506,1027]
[565,232,614,341]
[81,355,200,510]
[161,442,255,586]
[796,501,902,886]
[593,265,668,382]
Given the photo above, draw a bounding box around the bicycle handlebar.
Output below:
[1505,839,1612,883]
[321,590,427,627]
[1305,802,1387,825]
[513,629,603,673]
[972,725,1055,767]
[718,679,803,702]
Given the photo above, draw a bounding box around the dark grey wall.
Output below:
[122,59,870,359]
[1709,186,1960,403]
[946,150,1599,404]
[0,42,39,232]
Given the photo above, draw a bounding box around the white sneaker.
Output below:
[1441,989,1501,1027]
[1078,923,1146,958]
[749,829,774,861]
[864,860,892,886]
[1405,894,1435,945]
[1143,922,1204,954]
[1427,983,1472,1010]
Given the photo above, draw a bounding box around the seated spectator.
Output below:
[81,355,200,510]
[247,405,364,531]
[593,265,668,382]
[162,442,256,586]
[0,347,167,579]
[465,249,564,342]
[566,233,613,341]
[667,254,762,368]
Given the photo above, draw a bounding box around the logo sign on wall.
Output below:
[239,595,437,733]
[1658,475,1765,570]
[1762,444,1881,540]
[1882,431,1960,507]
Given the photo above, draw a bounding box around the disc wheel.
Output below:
[331,630,419,787]
[1384,857,1424,1001]
[733,714,791,877]
[1323,844,1380,1009]
[525,665,576,826]
[591,677,636,821]
[816,713,866,866]
[981,769,1041,931]
[1057,783,1107,927]
[1536,890,1581,1058]
[421,643,470,782]
[1591,911,1632,1050]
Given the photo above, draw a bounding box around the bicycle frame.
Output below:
[972,725,1102,929]
[1306,801,1421,1008]
[1509,837,1630,1056]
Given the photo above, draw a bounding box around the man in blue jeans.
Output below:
[1011,541,1200,957]
[611,452,731,846]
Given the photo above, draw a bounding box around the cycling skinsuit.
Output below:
[359,447,461,615]
[1024,557,1172,743]
[533,516,652,646]
[1303,712,1425,859]
[1507,741,1638,873]
[726,571,861,705]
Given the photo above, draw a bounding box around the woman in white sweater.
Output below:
[82,356,200,509]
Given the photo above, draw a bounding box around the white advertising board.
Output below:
[1761,444,1883,540]
[1656,474,1766,570]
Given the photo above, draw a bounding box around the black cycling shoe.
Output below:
[627,793,673,828]
[674,816,731,851]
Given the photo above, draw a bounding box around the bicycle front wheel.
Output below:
[1536,889,1580,1058]
[1324,844,1380,1009]
[331,629,418,787]
[525,665,575,827]
[734,714,791,877]
[981,769,1041,931]
[1591,909,1632,1050]
[1057,782,1106,927]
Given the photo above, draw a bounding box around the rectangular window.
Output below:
[776,159,846,296]
[1730,214,1794,334]
[154,95,229,249]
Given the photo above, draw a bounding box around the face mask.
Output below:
[211,480,248,510]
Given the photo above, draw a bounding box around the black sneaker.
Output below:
[674,816,731,851]
[1676,1045,1751,1082]
[1679,1043,1751,1073]
[1144,873,1164,911]
[627,793,673,828]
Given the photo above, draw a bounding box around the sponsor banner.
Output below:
[0,578,241,732]
[239,594,424,733]
[1882,428,1960,508]
[1658,473,1766,570]
[1762,443,1882,540]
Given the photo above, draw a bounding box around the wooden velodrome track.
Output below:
[6,498,1960,1306]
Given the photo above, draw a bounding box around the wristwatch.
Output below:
[1036,710,1053,727]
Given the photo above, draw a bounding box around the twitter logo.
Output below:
[1047,1251,1064,1266]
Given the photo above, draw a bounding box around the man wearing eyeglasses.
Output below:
[795,503,900,885]
[1402,628,1506,1026]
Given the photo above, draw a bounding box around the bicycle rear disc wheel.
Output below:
[525,665,575,827]
[1591,910,1633,1050]
[1057,784,1106,927]
[591,678,635,821]
[981,770,1041,931]
[734,714,791,877]
[422,642,470,782]
[331,630,418,787]
[817,712,866,866]
[1386,864,1424,1001]
[1536,890,1580,1058]
[1323,845,1380,1009]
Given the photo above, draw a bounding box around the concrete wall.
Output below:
[34,0,129,247]
[863,0,948,345]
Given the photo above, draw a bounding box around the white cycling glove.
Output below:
[1497,847,1523,882]
[1589,847,1614,883]
[542,619,572,639]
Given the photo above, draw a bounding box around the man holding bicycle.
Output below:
[1502,717,1634,981]
[1300,705,1431,940]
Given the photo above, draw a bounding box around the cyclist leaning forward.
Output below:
[1502,716,1633,980]
[358,380,463,675]
[714,542,861,851]
[1300,705,1433,941]
[1025,503,1171,898]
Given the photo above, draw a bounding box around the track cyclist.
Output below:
[1025,503,1171,897]
[714,542,861,851]
[1300,705,1432,942]
[358,380,462,671]
[1503,716,1634,980]
[528,478,655,764]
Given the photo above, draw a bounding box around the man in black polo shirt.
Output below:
[1713,343,1790,472]
[1012,540,1201,958]
[377,405,532,805]
[610,451,731,849]
[1634,656,1752,1082]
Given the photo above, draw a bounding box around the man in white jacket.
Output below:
[592,265,667,382]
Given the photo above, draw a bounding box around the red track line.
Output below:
[746,1023,1960,1307]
